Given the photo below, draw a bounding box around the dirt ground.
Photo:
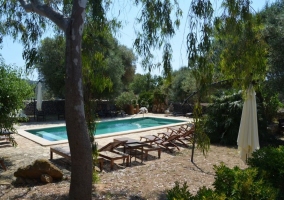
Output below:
[0,115,248,200]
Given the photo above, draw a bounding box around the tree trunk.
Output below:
[65,1,92,199]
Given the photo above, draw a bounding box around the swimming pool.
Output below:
[23,117,187,145]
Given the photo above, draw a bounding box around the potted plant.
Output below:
[114,91,137,115]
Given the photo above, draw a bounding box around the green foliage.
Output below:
[130,73,162,95]
[118,45,137,89]
[37,32,135,100]
[0,1,50,68]
[129,74,149,94]
[260,0,284,98]
[36,36,66,98]
[186,0,214,158]
[91,142,100,184]
[168,67,196,103]
[114,91,137,110]
[213,163,278,200]
[166,181,192,200]
[193,103,210,156]
[166,163,278,199]
[134,0,182,77]
[248,146,284,198]
[82,20,135,99]
[214,0,268,90]
[193,187,226,200]
[203,87,281,145]
[260,85,283,123]
[203,90,243,145]
[0,57,33,145]
[138,91,153,109]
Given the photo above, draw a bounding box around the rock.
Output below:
[25,178,36,184]
[14,177,26,184]
[41,174,53,183]
[14,159,63,180]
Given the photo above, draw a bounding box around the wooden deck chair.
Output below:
[98,141,130,170]
[158,124,195,147]
[158,123,195,138]
[140,135,160,144]
[141,134,181,152]
[50,145,104,171]
[167,123,194,135]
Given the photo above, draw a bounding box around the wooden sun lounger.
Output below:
[141,134,181,152]
[50,146,104,171]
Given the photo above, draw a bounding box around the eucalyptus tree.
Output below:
[36,34,135,100]
[133,0,182,77]
[185,0,269,159]
[0,0,182,198]
[214,0,267,90]
[0,0,95,198]
[186,0,214,157]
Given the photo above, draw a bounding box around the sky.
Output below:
[0,0,274,81]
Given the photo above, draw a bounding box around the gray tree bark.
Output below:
[64,1,92,199]
[19,0,93,199]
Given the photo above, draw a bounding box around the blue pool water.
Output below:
[26,117,187,142]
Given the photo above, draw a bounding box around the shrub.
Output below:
[248,146,284,199]
[138,91,153,109]
[203,90,243,145]
[193,186,226,200]
[166,163,278,200]
[213,164,278,200]
[166,181,192,200]
[0,60,33,140]
[203,88,280,146]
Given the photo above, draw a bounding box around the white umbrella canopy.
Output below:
[237,84,260,163]
[36,82,43,111]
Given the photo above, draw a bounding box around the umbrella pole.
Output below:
[191,132,196,163]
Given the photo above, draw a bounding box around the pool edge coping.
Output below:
[17,115,191,146]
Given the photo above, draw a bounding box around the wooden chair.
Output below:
[158,123,195,145]
[0,129,17,146]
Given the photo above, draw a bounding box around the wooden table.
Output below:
[113,137,162,162]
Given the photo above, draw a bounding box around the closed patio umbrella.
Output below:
[237,84,260,163]
[36,82,43,111]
